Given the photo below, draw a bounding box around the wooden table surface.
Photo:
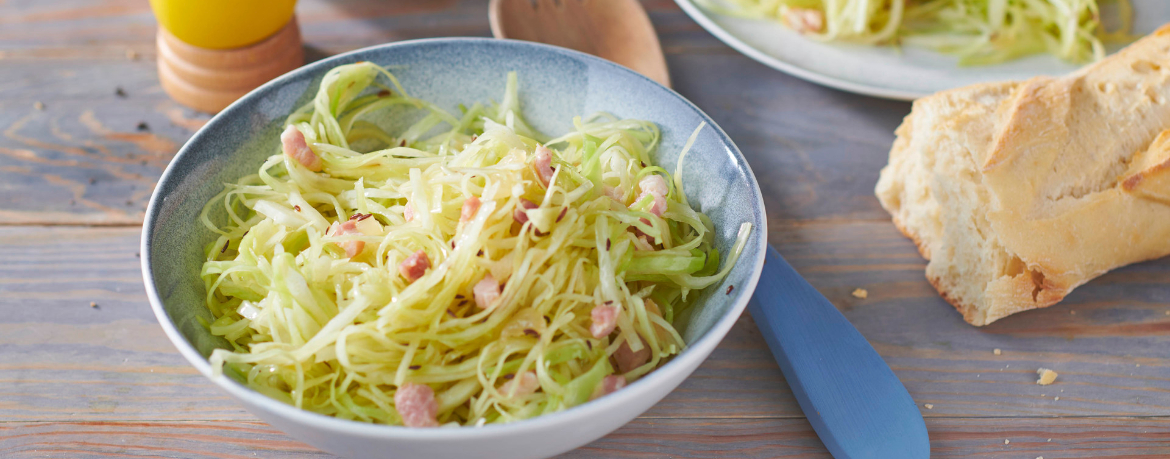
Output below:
[3,1,1170,457]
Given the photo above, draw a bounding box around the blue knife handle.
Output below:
[748,245,930,459]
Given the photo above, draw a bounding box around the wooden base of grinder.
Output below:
[157,16,304,113]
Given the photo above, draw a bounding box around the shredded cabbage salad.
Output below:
[705,0,1133,65]
[199,62,752,427]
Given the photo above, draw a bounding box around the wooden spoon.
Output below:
[489,0,671,88]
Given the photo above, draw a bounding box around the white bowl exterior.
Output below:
[142,38,767,459]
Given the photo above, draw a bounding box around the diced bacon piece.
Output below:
[513,198,537,225]
[460,196,481,222]
[473,273,501,310]
[499,370,540,398]
[280,125,322,172]
[328,220,364,258]
[398,249,430,283]
[634,175,668,217]
[592,375,627,400]
[394,383,439,428]
[404,203,415,222]
[614,337,651,374]
[590,303,619,339]
[534,145,555,187]
[782,7,824,34]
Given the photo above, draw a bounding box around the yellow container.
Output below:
[149,0,298,49]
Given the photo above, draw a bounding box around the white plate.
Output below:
[675,0,1170,100]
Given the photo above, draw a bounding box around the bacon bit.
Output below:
[280,125,322,171]
[513,198,537,224]
[615,338,651,373]
[293,205,301,212]
[605,239,611,251]
[473,273,501,310]
[455,294,464,299]
[408,365,421,370]
[377,90,391,97]
[220,240,229,254]
[585,340,593,351]
[500,370,540,398]
[592,375,626,400]
[726,285,735,295]
[328,220,366,258]
[604,300,613,305]
[590,303,619,338]
[394,383,439,428]
[534,145,555,187]
[404,203,415,222]
[470,134,478,141]
[556,207,568,222]
[634,175,668,217]
[503,373,515,380]
[477,249,484,257]
[782,6,824,34]
[446,309,456,318]
[398,250,431,283]
[400,139,407,147]
[523,328,540,338]
[461,196,481,222]
[451,240,456,249]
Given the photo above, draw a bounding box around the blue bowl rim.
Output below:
[141,36,768,440]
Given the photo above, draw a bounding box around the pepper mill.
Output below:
[150,0,304,113]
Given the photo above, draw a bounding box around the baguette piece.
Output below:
[875,24,1170,326]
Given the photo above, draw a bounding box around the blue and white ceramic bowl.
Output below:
[142,38,766,459]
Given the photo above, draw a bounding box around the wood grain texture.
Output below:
[3,417,1170,458]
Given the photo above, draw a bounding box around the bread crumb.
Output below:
[1036,368,1058,385]
[851,288,868,299]
[90,301,98,308]
[1037,457,1044,459]
[1054,396,1060,401]
[1070,310,1076,315]
[1004,439,1010,444]
[34,101,44,110]
[993,348,1001,355]
[924,404,933,409]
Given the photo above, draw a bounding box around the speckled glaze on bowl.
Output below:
[142,38,766,459]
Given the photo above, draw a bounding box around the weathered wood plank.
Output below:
[4,417,1170,458]
[4,224,1169,424]
[0,0,902,226]
[0,53,902,225]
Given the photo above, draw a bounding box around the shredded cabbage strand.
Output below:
[704,0,1133,65]
[199,62,751,426]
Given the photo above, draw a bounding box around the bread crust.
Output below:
[876,24,1170,325]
